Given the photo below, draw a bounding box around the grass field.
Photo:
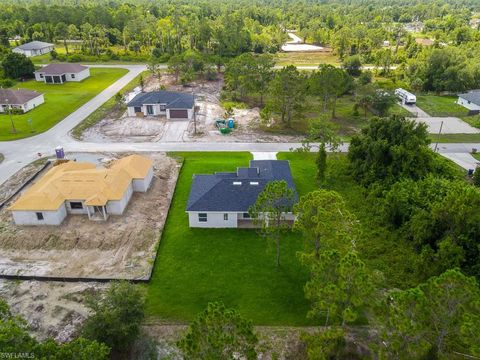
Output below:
[430,133,480,143]
[271,95,411,137]
[145,152,316,325]
[275,51,340,67]
[416,95,468,117]
[0,68,128,141]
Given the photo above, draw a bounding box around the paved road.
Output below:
[0,64,146,185]
[0,63,478,187]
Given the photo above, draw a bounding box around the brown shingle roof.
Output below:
[0,89,43,105]
[35,63,88,75]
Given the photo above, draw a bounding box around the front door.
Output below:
[146,105,154,115]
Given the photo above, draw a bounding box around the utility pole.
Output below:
[193,94,197,135]
[5,98,17,134]
[434,120,443,152]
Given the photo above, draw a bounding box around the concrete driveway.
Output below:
[400,102,480,134]
[416,117,480,134]
[161,120,189,142]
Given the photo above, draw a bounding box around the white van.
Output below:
[395,88,416,105]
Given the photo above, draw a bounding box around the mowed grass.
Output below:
[0,68,128,141]
[416,95,468,117]
[146,152,317,325]
[275,51,340,67]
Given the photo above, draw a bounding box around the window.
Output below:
[134,106,142,113]
[160,104,166,111]
[233,181,242,185]
[146,105,154,115]
[70,202,83,209]
[249,181,259,185]
[71,74,75,79]
[223,213,228,221]
[243,212,251,219]
[39,73,44,78]
[198,213,207,222]
[36,212,44,220]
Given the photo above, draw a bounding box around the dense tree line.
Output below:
[1,0,480,92]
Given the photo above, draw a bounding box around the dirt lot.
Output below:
[81,73,302,143]
[0,152,179,279]
[0,279,106,342]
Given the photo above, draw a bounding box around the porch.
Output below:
[86,205,109,221]
[44,74,67,84]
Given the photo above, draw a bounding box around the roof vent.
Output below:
[233,181,242,185]
[250,181,259,185]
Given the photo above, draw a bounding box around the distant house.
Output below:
[9,155,154,225]
[34,63,90,84]
[415,38,434,46]
[12,41,54,57]
[186,160,297,228]
[457,91,480,113]
[127,91,195,120]
[0,89,45,113]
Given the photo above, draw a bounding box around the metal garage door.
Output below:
[169,109,189,119]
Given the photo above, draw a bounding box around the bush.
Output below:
[82,281,146,353]
[1,52,35,79]
[0,78,14,87]
[67,54,82,62]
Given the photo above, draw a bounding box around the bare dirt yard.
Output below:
[0,152,179,279]
[81,73,302,143]
[0,279,106,342]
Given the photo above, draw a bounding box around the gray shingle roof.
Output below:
[0,89,43,105]
[459,91,480,106]
[15,41,54,51]
[186,160,298,212]
[127,91,194,109]
[35,63,88,75]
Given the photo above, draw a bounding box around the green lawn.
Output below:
[145,152,316,325]
[416,95,468,117]
[275,51,340,67]
[0,68,128,141]
[145,151,428,325]
[461,114,480,129]
[430,133,480,143]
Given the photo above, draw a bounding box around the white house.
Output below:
[457,91,480,112]
[0,89,45,113]
[127,91,195,120]
[186,160,297,228]
[34,63,90,84]
[9,155,154,225]
[12,41,54,57]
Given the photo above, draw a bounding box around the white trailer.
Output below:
[395,88,417,105]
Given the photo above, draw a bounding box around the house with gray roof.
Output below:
[127,91,195,120]
[0,89,45,114]
[34,63,90,84]
[457,90,480,113]
[186,160,298,228]
[12,41,54,57]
